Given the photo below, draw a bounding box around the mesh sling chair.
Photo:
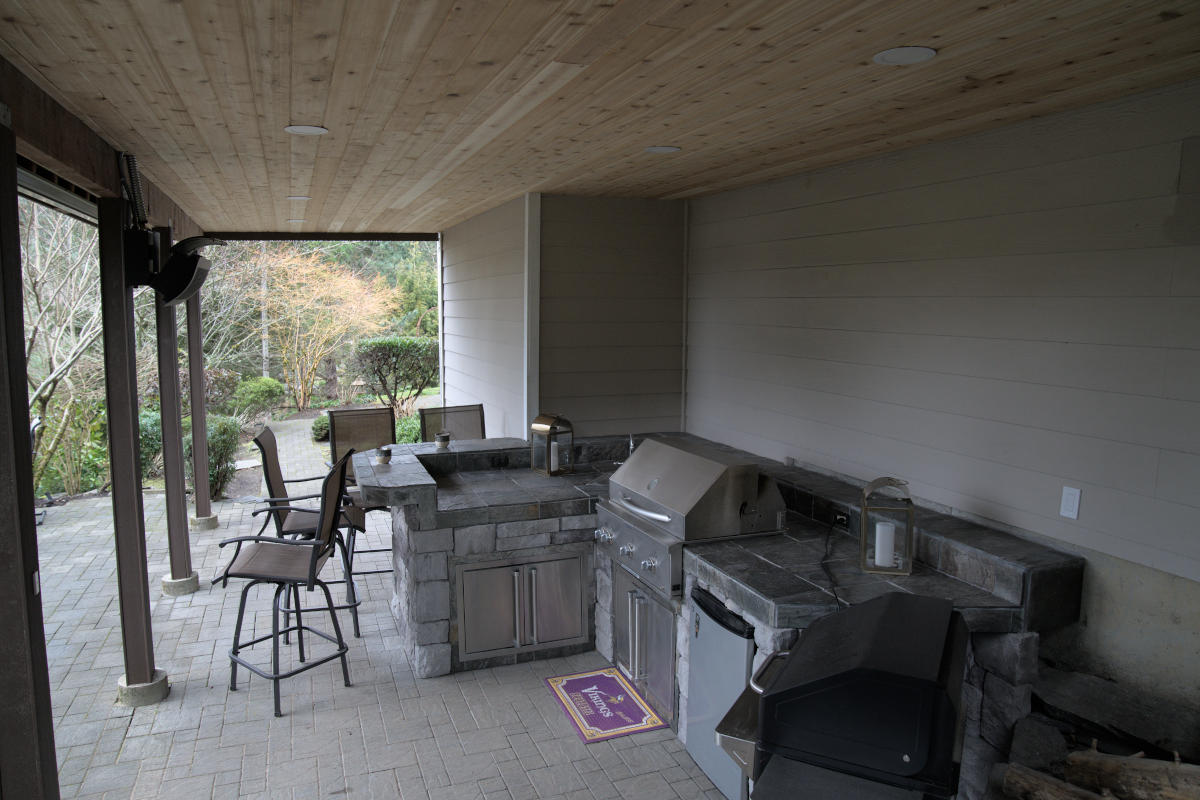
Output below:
[219,451,354,717]
[418,403,485,442]
[328,407,395,576]
[243,425,364,636]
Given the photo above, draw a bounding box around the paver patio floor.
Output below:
[37,417,718,799]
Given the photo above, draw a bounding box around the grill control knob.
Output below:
[640,558,658,572]
[594,527,615,544]
[618,543,636,557]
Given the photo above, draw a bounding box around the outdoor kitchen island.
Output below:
[352,436,628,678]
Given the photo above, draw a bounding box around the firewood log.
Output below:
[1064,749,1200,800]
[997,762,1107,799]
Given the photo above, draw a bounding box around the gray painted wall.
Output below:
[686,79,1200,704]
[441,196,528,438]
[539,195,685,435]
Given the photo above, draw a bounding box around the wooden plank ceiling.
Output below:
[0,0,1197,234]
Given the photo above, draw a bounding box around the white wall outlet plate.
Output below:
[1060,486,1081,520]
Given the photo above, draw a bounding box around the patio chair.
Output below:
[419,403,485,442]
[219,451,354,717]
[328,407,395,576]
[242,425,364,636]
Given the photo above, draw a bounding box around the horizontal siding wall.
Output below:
[686,80,1200,701]
[539,195,685,436]
[441,196,527,438]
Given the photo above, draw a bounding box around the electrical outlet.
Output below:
[1060,486,1081,520]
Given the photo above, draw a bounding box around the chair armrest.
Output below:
[259,492,321,503]
[282,475,324,484]
[251,504,319,517]
[218,535,317,549]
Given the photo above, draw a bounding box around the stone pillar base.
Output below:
[117,669,170,707]
[161,570,199,596]
[189,514,219,530]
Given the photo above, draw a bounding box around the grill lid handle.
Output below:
[615,496,671,524]
[749,650,790,695]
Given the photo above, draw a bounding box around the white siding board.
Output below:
[690,144,1182,250]
[688,80,1200,226]
[689,197,1184,273]
[685,322,1170,398]
[691,345,1199,453]
[538,195,685,433]
[685,81,1200,585]
[688,248,1194,300]
[541,321,683,348]
[686,366,1162,494]
[688,296,1200,349]
[440,196,528,437]
[1155,449,1200,508]
[1164,349,1200,402]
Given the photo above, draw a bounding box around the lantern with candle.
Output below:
[859,477,915,575]
[530,413,574,476]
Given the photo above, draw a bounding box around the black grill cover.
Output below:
[757,592,968,796]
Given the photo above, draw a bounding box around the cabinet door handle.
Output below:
[530,567,539,645]
[627,589,636,675]
[512,569,521,648]
[632,594,645,679]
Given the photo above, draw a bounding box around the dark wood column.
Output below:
[0,107,60,799]
[154,228,196,592]
[185,291,216,528]
[98,197,166,701]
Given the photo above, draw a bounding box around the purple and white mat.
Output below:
[545,667,668,743]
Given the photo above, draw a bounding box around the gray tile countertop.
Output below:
[685,514,1023,632]
[352,438,616,530]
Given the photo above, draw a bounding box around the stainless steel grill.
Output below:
[596,438,785,597]
[596,437,784,725]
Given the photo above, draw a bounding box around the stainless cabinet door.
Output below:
[641,588,676,724]
[460,563,520,656]
[524,557,582,646]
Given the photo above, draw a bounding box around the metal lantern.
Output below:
[530,413,573,476]
[859,477,915,575]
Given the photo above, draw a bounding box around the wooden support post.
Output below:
[155,227,197,595]
[185,290,216,530]
[98,196,168,704]
[0,104,60,800]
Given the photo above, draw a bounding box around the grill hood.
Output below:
[607,438,784,540]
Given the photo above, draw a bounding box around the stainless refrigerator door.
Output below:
[686,593,755,800]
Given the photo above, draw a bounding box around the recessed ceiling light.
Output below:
[287,195,311,201]
[645,145,681,154]
[287,218,305,223]
[872,46,937,65]
[284,124,329,136]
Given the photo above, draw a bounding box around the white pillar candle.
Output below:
[874,521,896,567]
[550,440,560,472]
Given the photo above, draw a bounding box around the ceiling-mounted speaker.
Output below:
[154,235,224,306]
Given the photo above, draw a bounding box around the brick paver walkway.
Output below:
[37,417,718,799]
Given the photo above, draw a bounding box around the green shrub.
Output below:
[183,414,241,499]
[232,376,286,417]
[396,413,420,444]
[353,336,438,414]
[138,407,163,479]
[311,414,330,442]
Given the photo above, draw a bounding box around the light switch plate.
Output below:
[1060,486,1081,520]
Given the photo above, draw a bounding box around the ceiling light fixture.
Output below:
[287,218,305,223]
[284,124,329,136]
[287,195,311,201]
[645,145,681,154]
[872,46,937,65]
